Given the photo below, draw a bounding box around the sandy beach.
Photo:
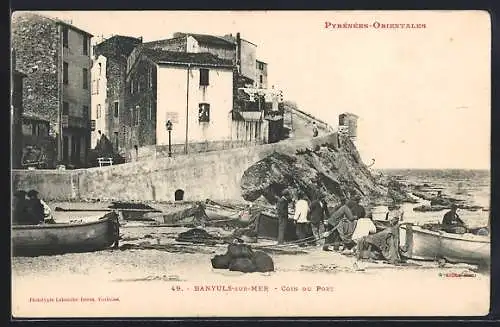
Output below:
[12,202,490,318]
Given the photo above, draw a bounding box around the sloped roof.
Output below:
[17,13,94,37]
[176,33,235,48]
[95,35,143,58]
[141,48,233,67]
[143,36,186,49]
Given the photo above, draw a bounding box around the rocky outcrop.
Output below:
[240,136,400,205]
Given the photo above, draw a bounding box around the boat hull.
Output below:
[12,212,120,257]
[399,224,490,265]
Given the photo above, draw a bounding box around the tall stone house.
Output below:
[125,47,234,149]
[11,12,93,167]
[11,49,27,169]
[91,35,143,151]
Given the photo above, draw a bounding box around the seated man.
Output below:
[323,198,357,251]
[25,190,45,225]
[442,204,466,233]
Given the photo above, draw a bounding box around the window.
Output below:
[63,102,69,115]
[148,99,152,120]
[130,79,134,94]
[199,68,209,86]
[96,104,101,119]
[260,75,263,84]
[114,132,119,150]
[82,68,88,89]
[198,103,210,122]
[113,102,119,118]
[90,120,96,131]
[92,79,99,95]
[135,106,140,126]
[38,123,48,136]
[63,62,69,84]
[62,26,68,48]
[83,36,88,55]
[98,63,102,75]
[83,105,89,119]
[255,122,259,139]
[22,122,32,135]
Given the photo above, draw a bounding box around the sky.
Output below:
[21,10,491,169]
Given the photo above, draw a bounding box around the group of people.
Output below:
[12,190,54,225]
[276,189,377,250]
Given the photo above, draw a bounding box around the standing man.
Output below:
[309,198,329,246]
[276,189,292,244]
[293,192,310,247]
[312,122,319,137]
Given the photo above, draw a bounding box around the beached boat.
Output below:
[12,212,120,257]
[398,223,490,266]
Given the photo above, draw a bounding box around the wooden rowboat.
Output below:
[12,212,120,257]
[399,223,490,266]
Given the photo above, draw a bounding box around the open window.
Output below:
[198,103,210,123]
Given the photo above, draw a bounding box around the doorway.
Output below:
[62,136,69,162]
[71,136,81,165]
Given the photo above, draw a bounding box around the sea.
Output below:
[372,169,491,228]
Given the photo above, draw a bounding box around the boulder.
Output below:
[240,141,394,205]
[211,254,231,269]
[229,258,256,273]
[252,251,275,272]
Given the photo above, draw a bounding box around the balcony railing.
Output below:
[62,115,91,129]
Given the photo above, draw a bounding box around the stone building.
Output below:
[255,60,268,89]
[91,35,143,151]
[11,49,27,169]
[125,47,234,149]
[339,112,359,141]
[11,12,93,167]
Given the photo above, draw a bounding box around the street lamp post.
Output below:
[166,120,173,157]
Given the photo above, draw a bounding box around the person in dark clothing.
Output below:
[276,189,292,244]
[12,190,28,225]
[442,204,466,233]
[25,190,45,225]
[322,197,357,251]
[346,195,366,218]
[309,198,329,246]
